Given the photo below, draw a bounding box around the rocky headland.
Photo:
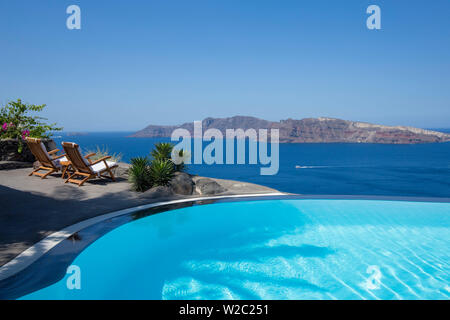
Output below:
[130,116,450,144]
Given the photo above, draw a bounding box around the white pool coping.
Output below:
[0,192,284,281]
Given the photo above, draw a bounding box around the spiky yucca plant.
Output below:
[149,159,175,187]
[128,157,152,192]
[150,142,174,162]
[150,142,188,173]
[128,143,189,192]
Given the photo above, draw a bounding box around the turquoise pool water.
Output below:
[22,199,450,300]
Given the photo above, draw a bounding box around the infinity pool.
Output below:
[22,199,450,299]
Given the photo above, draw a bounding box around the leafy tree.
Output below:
[0,99,62,152]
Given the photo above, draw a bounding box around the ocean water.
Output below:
[53,131,450,197]
[21,199,450,300]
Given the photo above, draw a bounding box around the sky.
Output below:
[0,0,449,131]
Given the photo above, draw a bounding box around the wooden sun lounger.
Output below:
[26,137,67,179]
[62,142,118,186]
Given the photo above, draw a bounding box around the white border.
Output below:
[0,193,284,281]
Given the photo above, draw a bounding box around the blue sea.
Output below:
[53,131,450,197]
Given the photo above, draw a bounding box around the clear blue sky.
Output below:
[0,0,449,131]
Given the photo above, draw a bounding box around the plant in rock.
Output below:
[0,99,62,152]
[150,142,188,173]
[128,143,188,192]
[128,157,152,192]
[150,142,174,161]
[149,158,175,187]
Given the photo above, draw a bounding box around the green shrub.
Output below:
[149,158,175,187]
[0,99,62,152]
[128,157,152,192]
[150,142,174,161]
[128,143,187,192]
[150,142,188,173]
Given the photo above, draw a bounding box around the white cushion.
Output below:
[78,146,91,167]
[40,142,51,159]
[52,156,68,168]
[90,161,117,174]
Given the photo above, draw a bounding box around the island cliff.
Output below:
[130,116,450,144]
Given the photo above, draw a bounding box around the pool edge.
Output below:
[2,192,450,282]
[0,192,285,281]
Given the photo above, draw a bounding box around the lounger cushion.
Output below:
[52,156,68,168]
[90,161,117,174]
[40,142,51,159]
[39,141,66,168]
[78,146,91,167]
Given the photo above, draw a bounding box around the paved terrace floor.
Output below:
[0,167,280,267]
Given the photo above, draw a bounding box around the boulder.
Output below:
[33,161,41,169]
[169,172,194,195]
[195,178,227,195]
[145,185,174,198]
[114,162,130,179]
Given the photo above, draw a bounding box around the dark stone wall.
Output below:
[0,139,57,162]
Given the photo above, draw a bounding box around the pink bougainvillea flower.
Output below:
[1,123,7,131]
[21,129,30,140]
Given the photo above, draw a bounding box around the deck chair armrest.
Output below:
[90,156,112,166]
[48,149,60,155]
[84,152,97,164]
[52,153,66,160]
